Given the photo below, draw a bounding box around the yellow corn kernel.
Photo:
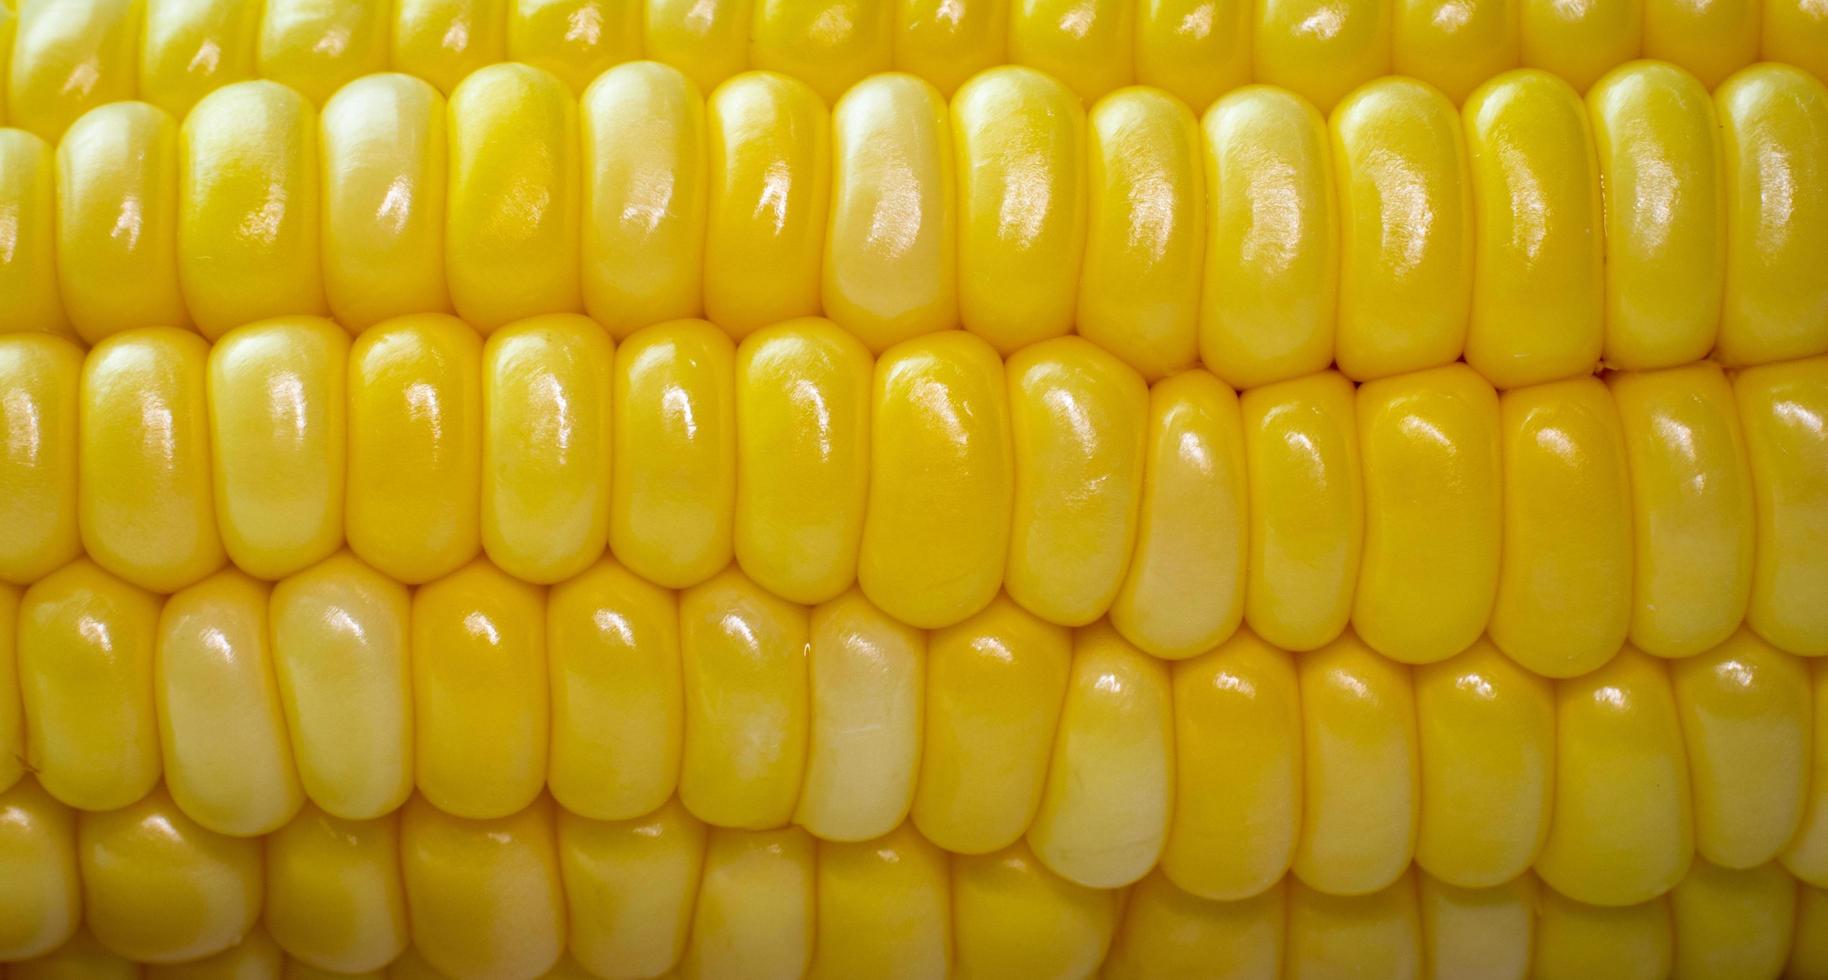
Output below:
[1005,337,1149,625]
[951,840,1120,980]
[1285,871,1422,980]
[893,0,1008,98]
[138,0,260,119]
[320,74,453,332]
[508,0,644,94]
[480,315,613,584]
[679,566,809,830]
[55,102,189,342]
[0,5,10,124]
[1519,0,1640,93]
[1254,0,1390,112]
[447,63,582,331]
[79,785,262,964]
[912,595,1070,855]
[1136,0,1251,112]
[1671,629,1811,870]
[145,929,284,979]
[1162,629,1300,901]
[1332,77,1472,381]
[1489,377,1633,678]
[347,314,483,584]
[1198,86,1338,390]
[1104,872,1285,980]
[12,929,141,980]
[1111,371,1248,659]
[179,81,327,339]
[1670,859,1796,979]
[1028,623,1173,889]
[1463,70,1603,389]
[1533,889,1672,980]
[208,317,349,581]
[703,72,830,337]
[796,589,925,842]
[0,334,81,585]
[825,74,958,352]
[683,828,816,980]
[266,806,409,975]
[1717,65,1828,366]
[610,319,736,588]
[1414,639,1554,888]
[1417,872,1536,980]
[557,798,705,980]
[1793,886,1828,978]
[79,327,225,593]
[950,67,1085,355]
[1354,364,1501,664]
[270,551,413,821]
[1586,62,1722,371]
[1643,0,1758,90]
[258,0,390,105]
[1293,630,1420,897]
[17,560,160,811]
[1735,355,1828,656]
[0,585,16,792]
[157,569,304,838]
[547,558,682,822]
[401,794,566,980]
[643,0,750,93]
[1394,0,1520,105]
[859,331,1012,628]
[581,62,706,338]
[1010,0,1132,101]
[1764,0,1828,85]
[1611,363,1756,658]
[1078,88,1204,379]
[751,0,893,105]
[1538,647,1695,907]
[0,131,69,337]
[1240,370,1363,652]
[734,318,872,604]
[392,0,509,94]
[0,779,79,961]
[7,0,138,141]
[809,824,951,980]
[1786,657,1828,885]
[413,558,549,820]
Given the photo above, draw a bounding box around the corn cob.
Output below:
[6,767,1828,977]
[6,1,1828,976]
[5,505,1827,881]
[8,59,1828,374]
[3,64,1826,623]
[6,317,1824,658]
[7,0,1828,144]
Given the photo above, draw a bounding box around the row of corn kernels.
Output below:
[4,771,1827,979]
[5,318,1823,655]
[4,61,1826,388]
[4,0,1828,140]
[5,545,1826,904]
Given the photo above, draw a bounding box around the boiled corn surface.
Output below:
[4,60,1828,389]
[3,316,1825,656]
[4,9,1828,980]
[4,768,1828,978]
[4,0,1827,141]
[4,522,1828,898]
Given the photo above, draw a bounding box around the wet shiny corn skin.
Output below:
[0,4,1826,975]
